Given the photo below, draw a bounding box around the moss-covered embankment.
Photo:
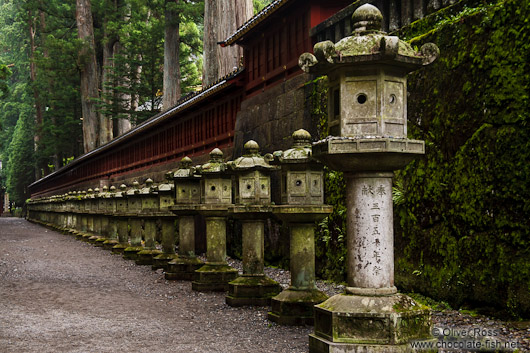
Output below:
[312,0,530,319]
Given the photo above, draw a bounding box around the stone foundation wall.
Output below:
[233,73,318,158]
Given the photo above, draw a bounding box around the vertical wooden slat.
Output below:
[389,0,400,31]
[413,0,424,20]
[401,0,413,26]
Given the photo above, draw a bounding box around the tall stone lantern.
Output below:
[152,172,178,271]
[136,179,163,265]
[93,186,110,247]
[299,4,439,352]
[82,188,96,242]
[226,141,281,306]
[103,186,120,250]
[166,157,204,280]
[191,149,238,291]
[112,184,130,254]
[123,181,144,260]
[269,129,332,325]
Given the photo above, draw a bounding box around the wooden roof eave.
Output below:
[220,0,292,47]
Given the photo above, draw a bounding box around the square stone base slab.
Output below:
[94,238,107,247]
[312,293,432,351]
[87,235,100,244]
[81,233,93,242]
[309,334,437,353]
[103,239,119,251]
[225,275,282,307]
[192,264,239,292]
[112,243,129,255]
[152,253,180,271]
[268,288,329,326]
[164,257,204,281]
[135,249,163,265]
[123,246,144,260]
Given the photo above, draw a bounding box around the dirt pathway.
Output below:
[0,218,310,353]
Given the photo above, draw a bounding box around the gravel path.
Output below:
[1,217,529,352]
[0,218,309,353]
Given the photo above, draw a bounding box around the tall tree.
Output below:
[5,108,35,205]
[76,0,102,153]
[162,0,181,110]
[202,0,253,87]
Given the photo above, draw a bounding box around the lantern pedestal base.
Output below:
[192,263,238,292]
[87,234,100,244]
[268,288,328,326]
[135,249,162,265]
[94,237,107,247]
[123,246,144,260]
[103,239,119,250]
[309,292,433,353]
[165,256,204,280]
[80,233,93,242]
[152,253,179,271]
[112,243,128,254]
[225,275,281,307]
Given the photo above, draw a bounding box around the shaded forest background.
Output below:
[0,0,271,205]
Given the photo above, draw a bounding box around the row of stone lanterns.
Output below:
[27,128,331,325]
[27,175,177,269]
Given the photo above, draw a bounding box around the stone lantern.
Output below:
[103,186,120,251]
[75,190,89,240]
[226,141,281,306]
[268,129,332,325]
[276,130,325,206]
[93,187,110,247]
[69,191,82,237]
[81,189,96,242]
[152,172,178,271]
[191,149,238,291]
[123,181,144,260]
[136,179,163,265]
[112,184,130,254]
[166,157,204,280]
[300,4,438,352]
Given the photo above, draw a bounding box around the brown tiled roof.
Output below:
[220,0,291,46]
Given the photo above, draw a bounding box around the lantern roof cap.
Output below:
[229,140,276,172]
[173,156,200,179]
[198,148,229,175]
[299,5,439,74]
[272,129,320,165]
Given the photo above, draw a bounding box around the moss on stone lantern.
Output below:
[103,185,120,251]
[226,141,281,306]
[166,156,204,281]
[300,4,438,352]
[112,184,130,255]
[136,178,163,265]
[191,148,238,291]
[123,181,144,260]
[268,129,332,325]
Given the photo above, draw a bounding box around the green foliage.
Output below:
[253,0,272,14]
[5,109,35,205]
[0,63,11,98]
[394,0,530,318]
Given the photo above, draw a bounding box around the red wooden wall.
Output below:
[244,5,311,96]
[30,90,242,197]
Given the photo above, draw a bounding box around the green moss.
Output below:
[394,0,530,319]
